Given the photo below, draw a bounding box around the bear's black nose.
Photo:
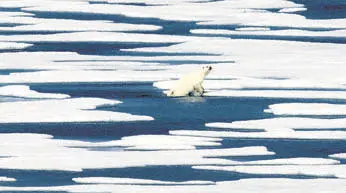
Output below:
[209,66,212,70]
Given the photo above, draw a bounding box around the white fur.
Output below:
[167,66,212,97]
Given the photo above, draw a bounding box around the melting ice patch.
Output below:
[73,177,214,185]
[0,133,273,171]
[0,177,16,182]
[65,135,223,150]
[0,18,161,32]
[0,97,153,123]
[18,0,303,23]
[278,7,307,13]
[330,153,346,160]
[0,42,32,50]
[0,31,189,43]
[89,0,223,5]
[174,117,346,140]
[193,165,346,178]
[171,129,346,140]
[0,70,172,83]
[214,118,346,131]
[205,90,346,100]
[267,103,346,115]
[228,157,340,165]
[0,85,69,99]
[191,29,346,38]
[197,10,346,29]
[235,27,271,31]
[1,179,346,193]
[131,39,346,92]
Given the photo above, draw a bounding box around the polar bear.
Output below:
[167,66,212,97]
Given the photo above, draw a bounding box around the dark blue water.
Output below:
[0,164,331,188]
[27,11,196,35]
[3,82,344,157]
[0,23,24,27]
[0,82,273,139]
[289,0,346,19]
[20,42,178,55]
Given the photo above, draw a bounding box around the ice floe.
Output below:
[0,18,161,32]
[0,11,33,18]
[235,27,271,31]
[267,103,346,115]
[205,90,346,100]
[205,117,346,140]
[65,135,222,150]
[1,35,346,89]
[129,38,346,87]
[7,0,340,32]
[233,157,340,165]
[0,31,189,43]
[0,97,153,123]
[155,77,346,92]
[89,0,230,6]
[0,177,16,182]
[212,118,346,131]
[194,165,346,178]
[1,178,346,193]
[0,133,273,171]
[0,70,174,83]
[0,42,32,50]
[0,0,344,31]
[172,128,346,140]
[330,153,346,160]
[278,7,307,13]
[191,29,346,37]
[19,0,303,22]
[197,11,346,29]
[73,177,214,185]
[0,85,69,99]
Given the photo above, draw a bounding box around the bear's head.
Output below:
[202,65,212,76]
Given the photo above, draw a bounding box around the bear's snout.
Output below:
[208,66,212,71]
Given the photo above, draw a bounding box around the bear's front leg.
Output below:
[193,84,205,96]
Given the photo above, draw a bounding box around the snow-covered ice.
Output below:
[0,133,273,171]
[73,177,214,185]
[171,129,346,140]
[0,177,16,182]
[0,97,153,123]
[267,103,346,115]
[65,135,223,150]
[0,42,32,50]
[1,179,346,193]
[0,85,69,99]
[0,18,161,32]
